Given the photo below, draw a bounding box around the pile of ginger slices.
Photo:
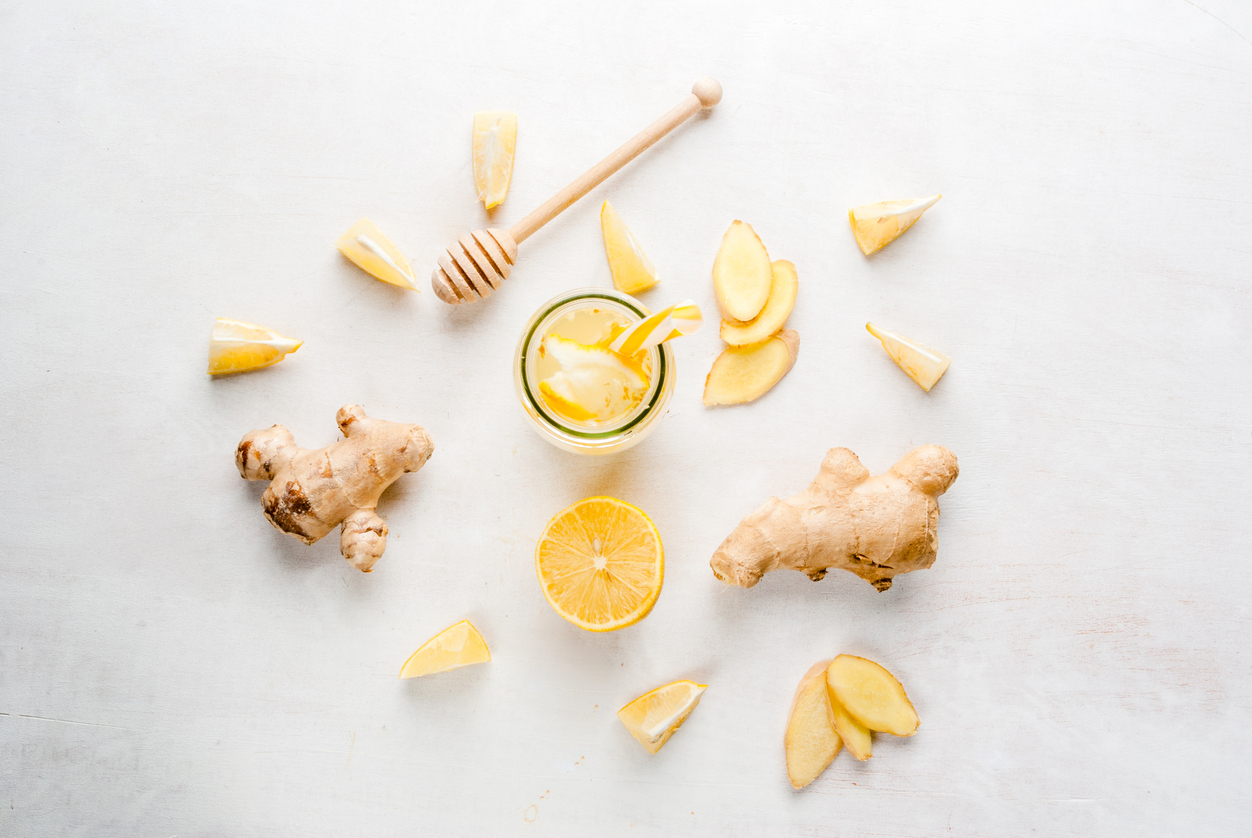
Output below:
[785,654,920,789]
[705,221,800,405]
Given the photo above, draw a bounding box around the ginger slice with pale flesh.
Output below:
[703,330,799,406]
[825,671,873,761]
[826,654,919,737]
[712,220,772,321]
[720,260,798,346]
[785,660,843,788]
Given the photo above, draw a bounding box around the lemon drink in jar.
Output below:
[515,288,674,455]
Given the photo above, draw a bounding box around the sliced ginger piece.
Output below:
[712,220,772,321]
[785,660,843,788]
[848,194,940,255]
[825,672,873,761]
[826,654,919,736]
[207,318,302,375]
[617,679,707,754]
[399,620,491,679]
[601,201,659,294]
[720,260,798,346]
[336,218,419,291]
[867,323,951,391]
[472,111,517,209]
[703,330,799,406]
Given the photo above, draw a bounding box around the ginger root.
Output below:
[236,404,433,572]
[710,445,958,591]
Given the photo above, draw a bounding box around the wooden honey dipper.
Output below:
[432,77,723,304]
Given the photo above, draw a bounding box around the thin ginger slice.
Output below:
[826,655,919,737]
[825,674,873,761]
[618,680,707,754]
[785,660,843,788]
[336,218,419,291]
[601,201,659,294]
[472,112,517,209]
[712,220,772,322]
[703,330,799,406]
[720,260,798,346]
[867,322,951,391]
[208,318,302,375]
[848,194,940,255]
[399,620,491,679]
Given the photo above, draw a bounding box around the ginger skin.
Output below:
[710,445,958,591]
[236,404,433,572]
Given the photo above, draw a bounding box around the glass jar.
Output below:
[514,288,675,455]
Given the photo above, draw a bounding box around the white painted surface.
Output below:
[2,1,1250,834]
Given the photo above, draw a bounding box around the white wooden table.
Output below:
[3,1,1250,835]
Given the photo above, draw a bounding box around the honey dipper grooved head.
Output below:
[432,228,518,304]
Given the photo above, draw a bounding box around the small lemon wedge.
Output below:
[618,680,707,754]
[473,112,517,209]
[866,323,951,391]
[399,620,491,679]
[336,218,419,290]
[600,201,659,294]
[535,497,663,632]
[207,318,302,375]
[848,195,941,255]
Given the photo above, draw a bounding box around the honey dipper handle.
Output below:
[507,78,722,245]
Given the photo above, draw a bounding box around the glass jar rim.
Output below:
[517,288,670,441]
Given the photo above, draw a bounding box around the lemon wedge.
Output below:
[848,195,940,255]
[618,680,707,754]
[866,323,951,391]
[335,218,419,290]
[399,620,491,679]
[207,318,301,376]
[534,496,663,632]
[600,201,659,294]
[472,112,517,209]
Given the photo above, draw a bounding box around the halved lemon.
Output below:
[472,111,517,209]
[399,620,491,679]
[534,496,663,632]
[207,318,302,375]
[617,679,707,754]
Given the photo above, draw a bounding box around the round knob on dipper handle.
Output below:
[432,78,722,304]
[691,77,722,108]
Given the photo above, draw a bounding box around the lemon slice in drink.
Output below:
[534,497,663,632]
[399,620,491,679]
[207,318,302,375]
[617,679,707,754]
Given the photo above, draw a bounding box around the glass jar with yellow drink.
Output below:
[514,288,675,455]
